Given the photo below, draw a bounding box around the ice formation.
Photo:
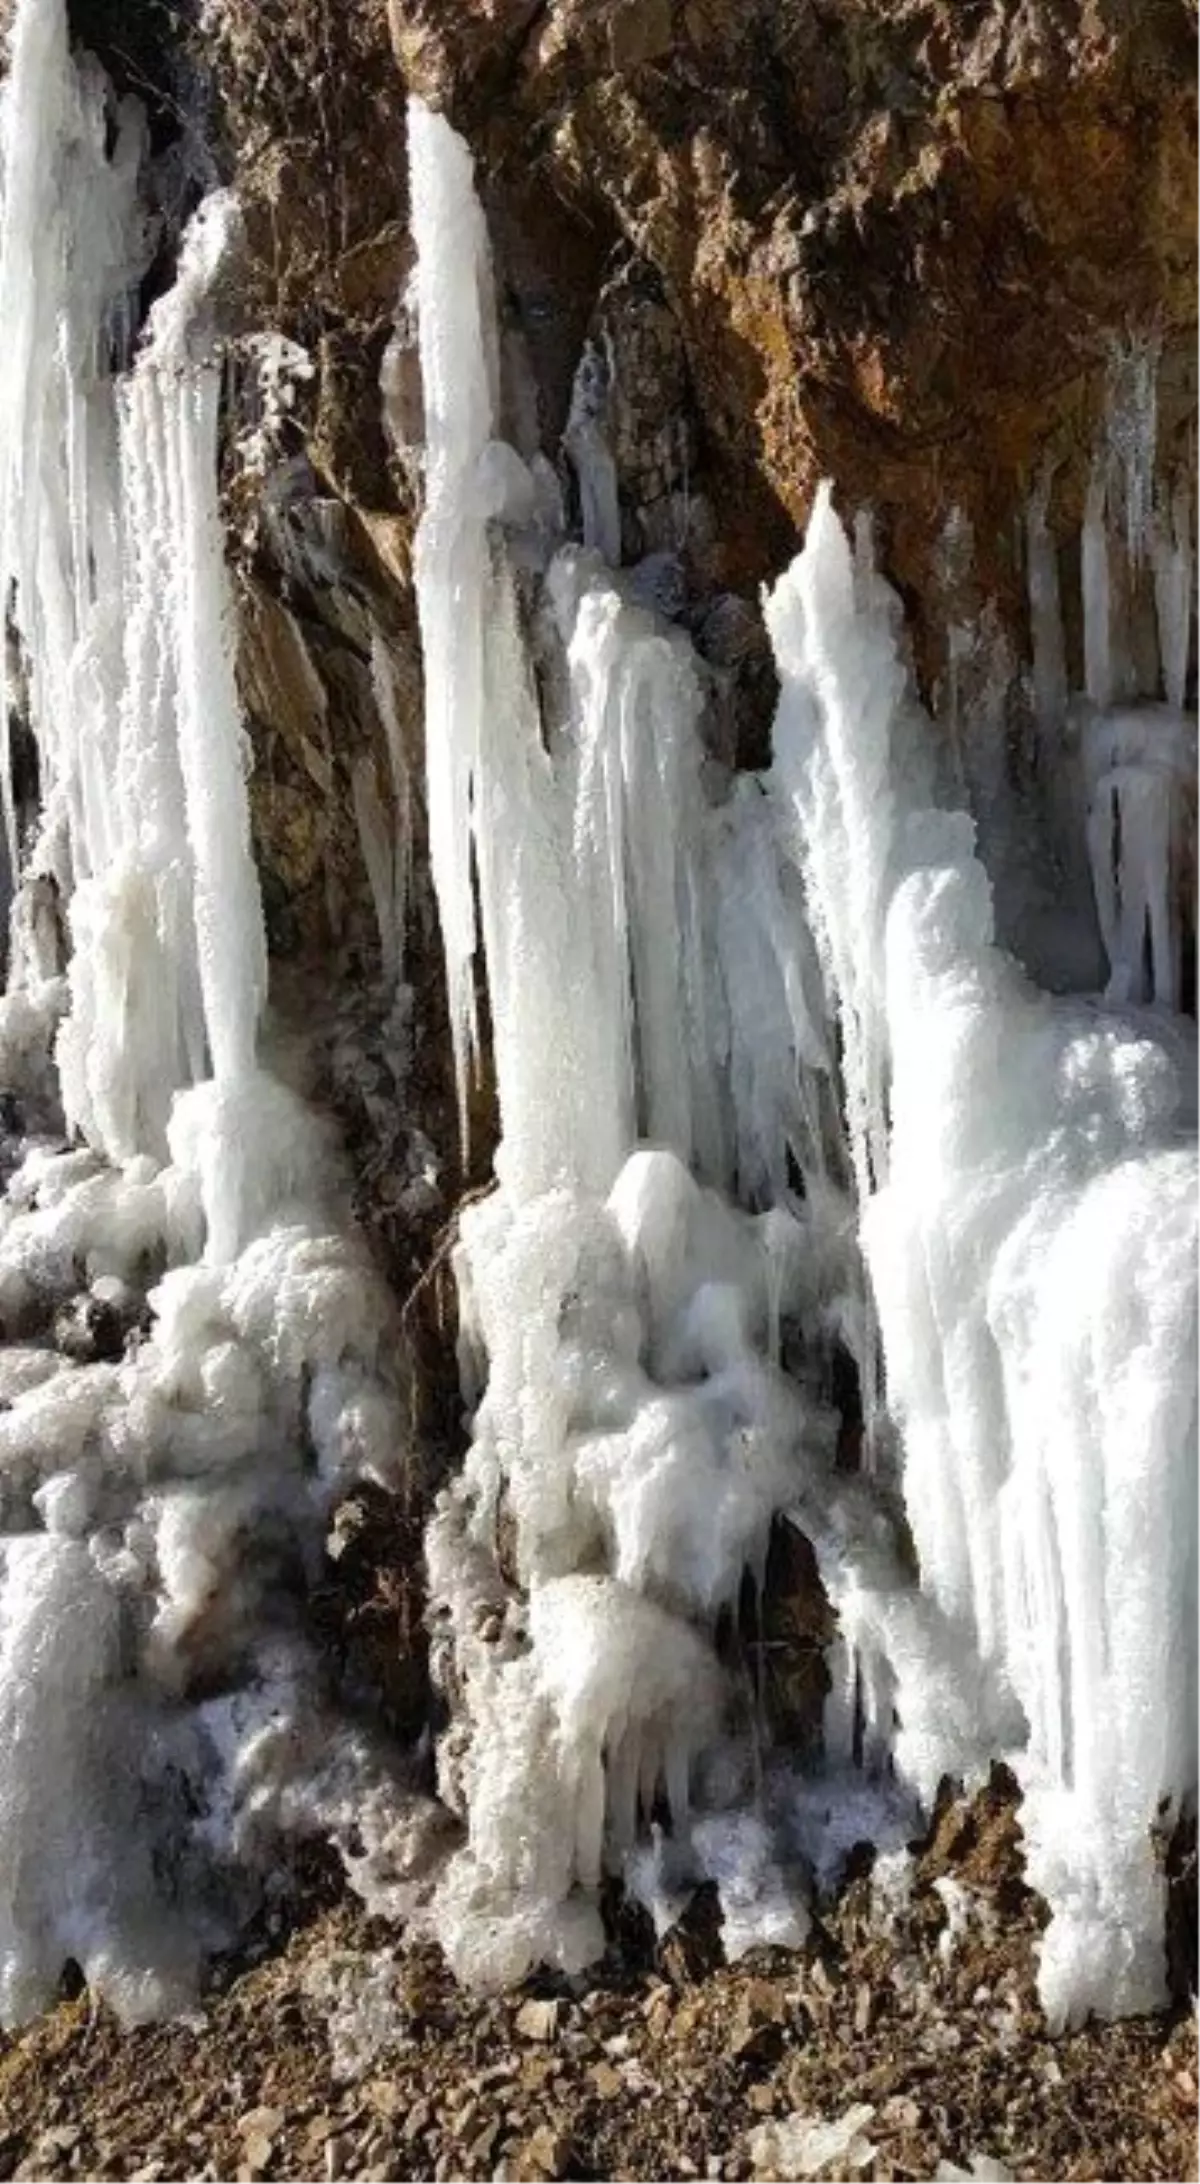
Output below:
[408,100,1196,2028]
[409,103,859,1984]
[0,0,415,2024]
[769,489,1197,2026]
[0,0,1191,2040]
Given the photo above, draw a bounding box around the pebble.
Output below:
[515,2123,572,2179]
[514,1998,564,2043]
[237,2107,284,2139]
[402,2099,432,2143]
[452,2097,484,2140]
[468,2121,502,2167]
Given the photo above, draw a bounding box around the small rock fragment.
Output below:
[935,2162,1015,2182]
[515,1998,564,2043]
[512,2123,573,2180]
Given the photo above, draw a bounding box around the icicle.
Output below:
[1083,705,1191,1010]
[1081,458,1113,709]
[563,338,622,566]
[406,99,508,1145]
[369,627,414,978]
[351,753,403,983]
[1026,465,1068,733]
[1153,474,1193,712]
[1106,331,1161,569]
[143,201,267,1091]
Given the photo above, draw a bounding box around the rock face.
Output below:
[189,0,1192,1258]
[385,0,1196,662]
[64,0,1197,985]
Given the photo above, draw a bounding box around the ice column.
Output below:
[1081,458,1113,710]
[407,100,496,1137]
[0,0,265,1196]
[1153,475,1193,713]
[142,201,268,1093]
[0,0,149,919]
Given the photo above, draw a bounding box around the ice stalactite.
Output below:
[1081,457,1114,711]
[1106,331,1162,570]
[1153,473,1194,715]
[366,628,415,985]
[1083,704,1193,1009]
[563,339,622,567]
[0,0,422,2026]
[1026,465,1068,738]
[406,100,495,1140]
[0,0,151,1087]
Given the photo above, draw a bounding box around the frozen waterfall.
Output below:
[409,102,1196,2026]
[0,0,1191,2041]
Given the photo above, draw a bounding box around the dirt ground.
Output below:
[0,1780,1194,2184]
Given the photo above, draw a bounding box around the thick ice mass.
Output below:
[769,487,1197,2025]
[409,104,857,1983]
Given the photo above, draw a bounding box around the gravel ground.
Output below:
[0,1782,1194,2184]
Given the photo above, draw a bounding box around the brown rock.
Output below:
[608,0,674,70]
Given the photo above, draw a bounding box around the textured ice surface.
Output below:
[409,104,1196,2020]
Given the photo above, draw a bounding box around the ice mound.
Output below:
[0,1095,415,2022]
[426,1145,838,1984]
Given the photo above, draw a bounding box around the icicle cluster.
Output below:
[409,104,876,1986]
[771,491,1196,2025]
[0,0,421,2024]
[409,103,1196,2027]
[1022,341,1195,1010]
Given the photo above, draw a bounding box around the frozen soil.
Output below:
[0,1782,1194,2184]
